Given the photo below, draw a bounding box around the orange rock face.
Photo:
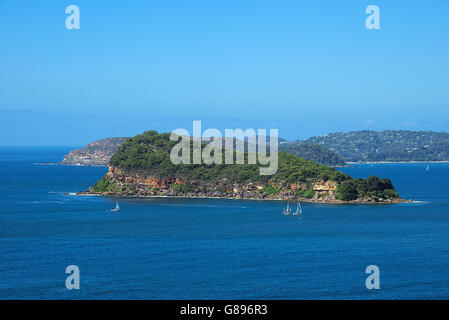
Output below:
[290,183,306,190]
[312,181,336,191]
[107,166,177,189]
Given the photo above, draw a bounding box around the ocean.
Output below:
[1,147,449,299]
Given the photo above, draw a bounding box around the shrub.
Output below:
[264,185,280,196]
[336,181,359,201]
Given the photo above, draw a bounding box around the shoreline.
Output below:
[35,162,108,167]
[75,191,411,205]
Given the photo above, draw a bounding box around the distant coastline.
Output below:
[34,162,108,167]
[348,161,449,164]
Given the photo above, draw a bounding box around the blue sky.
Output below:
[1,0,448,146]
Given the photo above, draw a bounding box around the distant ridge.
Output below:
[60,136,345,167]
[302,130,449,162]
[60,130,449,165]
[279,142,346,167]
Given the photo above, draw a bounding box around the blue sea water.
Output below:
[1,148,449,299]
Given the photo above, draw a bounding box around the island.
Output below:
[79,130,406,204]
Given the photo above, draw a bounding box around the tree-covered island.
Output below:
[80,130,407,203]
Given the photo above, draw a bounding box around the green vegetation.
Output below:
[171,182,194,194]
[92,176,118,192]
[264,185,280,196]
[335,181,359,201]
[279,142,346,166]
[109,130,349,185]
[92,176,135,193]
[294,185,316,199]
[303,130,449,162]
[90,130,401,201]
[335,176,400,201]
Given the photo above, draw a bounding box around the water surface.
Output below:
[1,148,448,299]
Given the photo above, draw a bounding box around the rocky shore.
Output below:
[78,190,409,204]
[78,166,409,204]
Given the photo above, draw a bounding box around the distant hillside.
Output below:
[61,137,127,166]
[225,136,345,166]
[279,142,346,166]
[303,130,449,162]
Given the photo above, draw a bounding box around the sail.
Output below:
[283,203,292,215]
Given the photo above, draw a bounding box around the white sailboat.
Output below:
[110,202,120,212]
[292,202,302,215]
[282,203,292,215]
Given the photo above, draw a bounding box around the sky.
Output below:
[1,0,448,146]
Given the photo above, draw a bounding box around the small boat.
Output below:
[282,203,292,215]
[292,202,302,216]
[110,202,120,212]
[426,164,430,171]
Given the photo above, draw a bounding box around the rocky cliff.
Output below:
[80,165,404,203]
